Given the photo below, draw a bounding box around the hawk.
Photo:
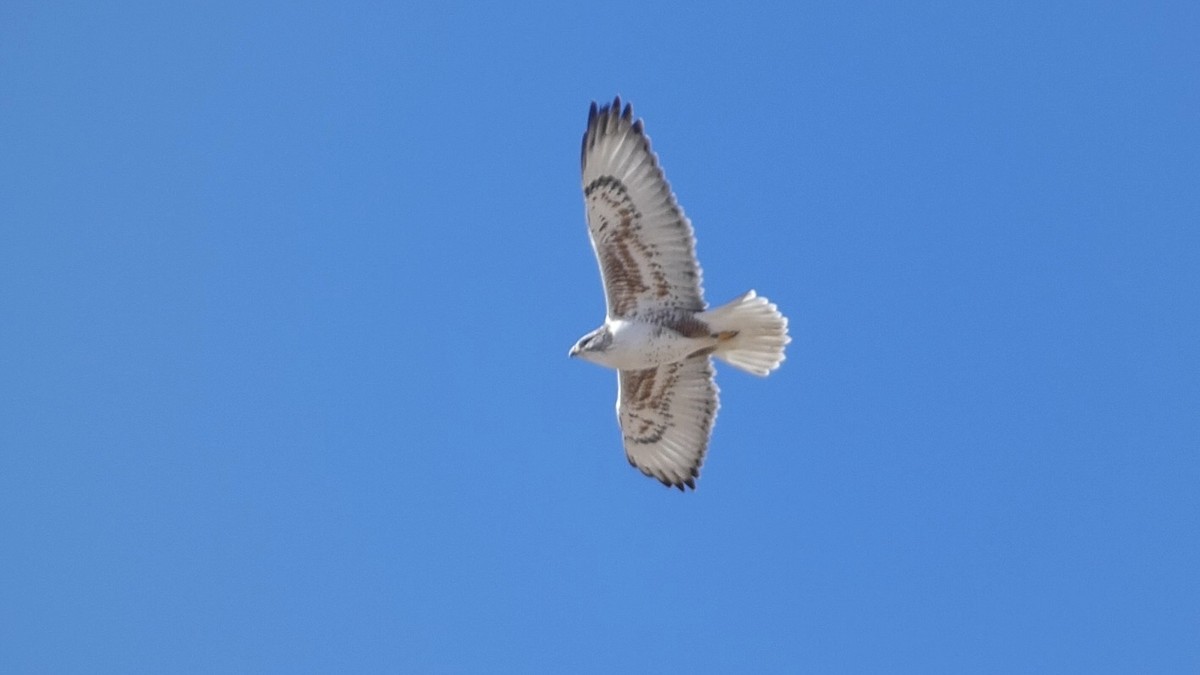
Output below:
[569,97,790,490]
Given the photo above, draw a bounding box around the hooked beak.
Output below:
[568,344,580,358]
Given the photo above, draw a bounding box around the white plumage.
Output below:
[569,97,790,490]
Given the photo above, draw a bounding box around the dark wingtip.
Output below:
[663,476,698,491]
[583,95,642,172]
[582,101,600,169]
[589,95,637,131]
[644,469,699,491]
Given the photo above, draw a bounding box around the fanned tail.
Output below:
[700,290,790,376]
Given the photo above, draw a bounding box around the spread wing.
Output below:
[617,355,720,490]
[581,97,705,319]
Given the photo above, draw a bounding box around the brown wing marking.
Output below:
[657,312,714,339]
[620,366,673,445]
[585,175,683,317]
[617,355,719,491]
[581,97,706,316]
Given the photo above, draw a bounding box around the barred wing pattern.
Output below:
[617,355,719,490]
[581,97,706,319]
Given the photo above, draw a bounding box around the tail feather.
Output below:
[700,290,790,376]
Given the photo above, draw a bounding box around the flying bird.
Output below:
[569,97,790,490]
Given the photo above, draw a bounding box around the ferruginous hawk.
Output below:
[569,97,790,490]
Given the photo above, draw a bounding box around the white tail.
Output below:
[700,290,790,376]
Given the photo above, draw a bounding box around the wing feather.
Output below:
[581,97,705,319]
[617,355,719,491]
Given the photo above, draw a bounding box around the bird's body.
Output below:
[573,315,718,371]
[570,97,790,490]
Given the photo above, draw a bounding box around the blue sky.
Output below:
[2,1,1198,672]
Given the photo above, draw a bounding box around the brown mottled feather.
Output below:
[581,97,705,319]
[617,355,719,491]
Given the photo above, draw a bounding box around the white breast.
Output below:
[598,318,711,370]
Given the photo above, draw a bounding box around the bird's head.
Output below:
[569,326,613,363]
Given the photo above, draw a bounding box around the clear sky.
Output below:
[2,1,1197,672]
